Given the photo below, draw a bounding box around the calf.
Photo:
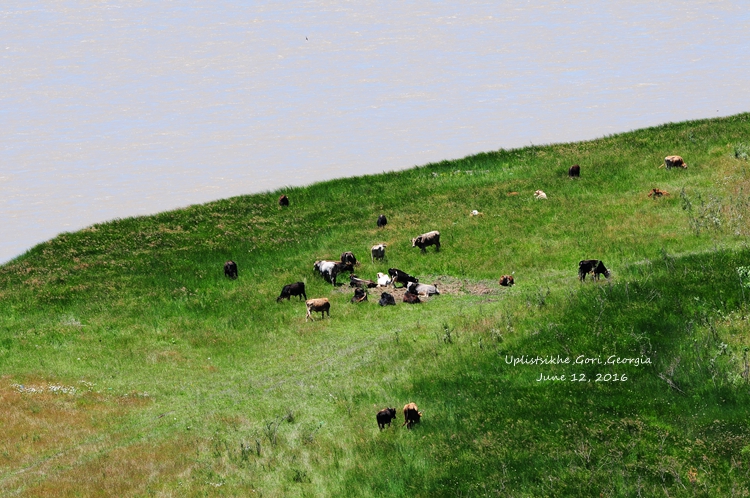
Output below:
[578,259,611,281]
[412,230,441,252]
[314,260,354,286]
[351,287,368,303]
[664,155,687,169]
[376,407,397,430]
[534,190,547,200]
[403,402,422,429]
[379,292,396,306]
[499,275,514,287]
[377,214,388,228]
[279,194,289,206]
[388,268,418,288]
[371,244,387,263]
[341,251,359,266]
[568,164,580,178]
[305,298,330,321]
[277,282,307,302]
[224,260,238,279]
[406,281,439,296]
[350,274,377,288]
[403,291,421,304]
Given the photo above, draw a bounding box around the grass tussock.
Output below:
[1,113,750,495]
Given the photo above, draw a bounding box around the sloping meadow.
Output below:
[1,114,750,496]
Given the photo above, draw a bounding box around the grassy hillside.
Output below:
[2,113,750,496]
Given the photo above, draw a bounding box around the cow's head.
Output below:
[411,237,418,247]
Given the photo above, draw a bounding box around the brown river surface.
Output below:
[2,1,749,262]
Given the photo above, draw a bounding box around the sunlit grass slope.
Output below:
[2,113,750,496]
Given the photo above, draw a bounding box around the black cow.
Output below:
[568,164,580,178]
[279,194,289,206]
[277,282,307,302]
[388,268,418,288]
[224,260,238,279]
[351,287,368,303]
[578,260,611,281]
[340,251,359,266]
[379,292,396,306]
[377,214,388,228]
[376,407,397,430]
[499,275,514,287]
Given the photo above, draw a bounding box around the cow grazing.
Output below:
[377,214,388,228]
[351,287,368,303]
[403,402,422,429]
[569,164,580,178]
[376,407,397,430]
[371,244,387,263]
[379,292,396,306]
[376,272,392,287]
[277,282,307,302]
[499,275,515,287]
[412,230,441,253]
[388,268,418,288]
[403,291,421,304]
[406,281,439,296]
[350,274,377,288]
[664,155,687,169]
[224,260,238,279]
[305,298,330,321]
[534,190,547,200]
[648,188,670,198]
[578,260,611,281]
[279,194,289,206]
[341,251,359,266]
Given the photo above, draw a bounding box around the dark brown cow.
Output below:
[402,402,422,429]
[279,194,289,206]
[379,292,396,306]
[351,287,368,303]
[412,230,440,252]
[578,260,610,281]
[350,274,377,288]
[568,164,580,178]
[499,275,514,286]
[376,407,397,430]
[340,251,359,266]
[403,291,421,304]
[277,282,307,302]
[224,260,238,279]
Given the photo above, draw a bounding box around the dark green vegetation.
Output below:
[2,113,750,496]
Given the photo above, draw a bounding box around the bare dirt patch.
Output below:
[334,275,503,301]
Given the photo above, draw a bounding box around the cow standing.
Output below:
[578,260,611,281]
[279,194,289,206]
[412,231,440,253]
[568,164,580,178]
[377,214,388,228]
[305,298,330,321]
[224,260,238,279]
[371,244,387,263]
[376,408,397,430]
[277,282,307,302]
[664,155,687,169]
[403,402,422,429]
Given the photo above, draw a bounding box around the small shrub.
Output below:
[735,143,749,160]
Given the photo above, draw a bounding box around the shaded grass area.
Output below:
[0,113,749,495]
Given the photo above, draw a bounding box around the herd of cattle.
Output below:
[223,155,684,429]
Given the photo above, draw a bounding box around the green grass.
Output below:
[2,113,750,496]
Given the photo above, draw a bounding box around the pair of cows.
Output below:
[377,402,422,430]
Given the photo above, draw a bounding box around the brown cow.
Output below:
[351,287,368,303]
[499,275,514,286]
[402,402,422,429]
[648,188,670,198]
[279,194,289,206]
[403,291,421,304]
[664,155,687,169]
[305,298,330,321]
[568,164,580,178]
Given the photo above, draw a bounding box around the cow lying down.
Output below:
[406,281,439,296]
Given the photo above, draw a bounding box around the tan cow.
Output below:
[403,402,423,429]
[305,298,330,321]
[664,155,687,169]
